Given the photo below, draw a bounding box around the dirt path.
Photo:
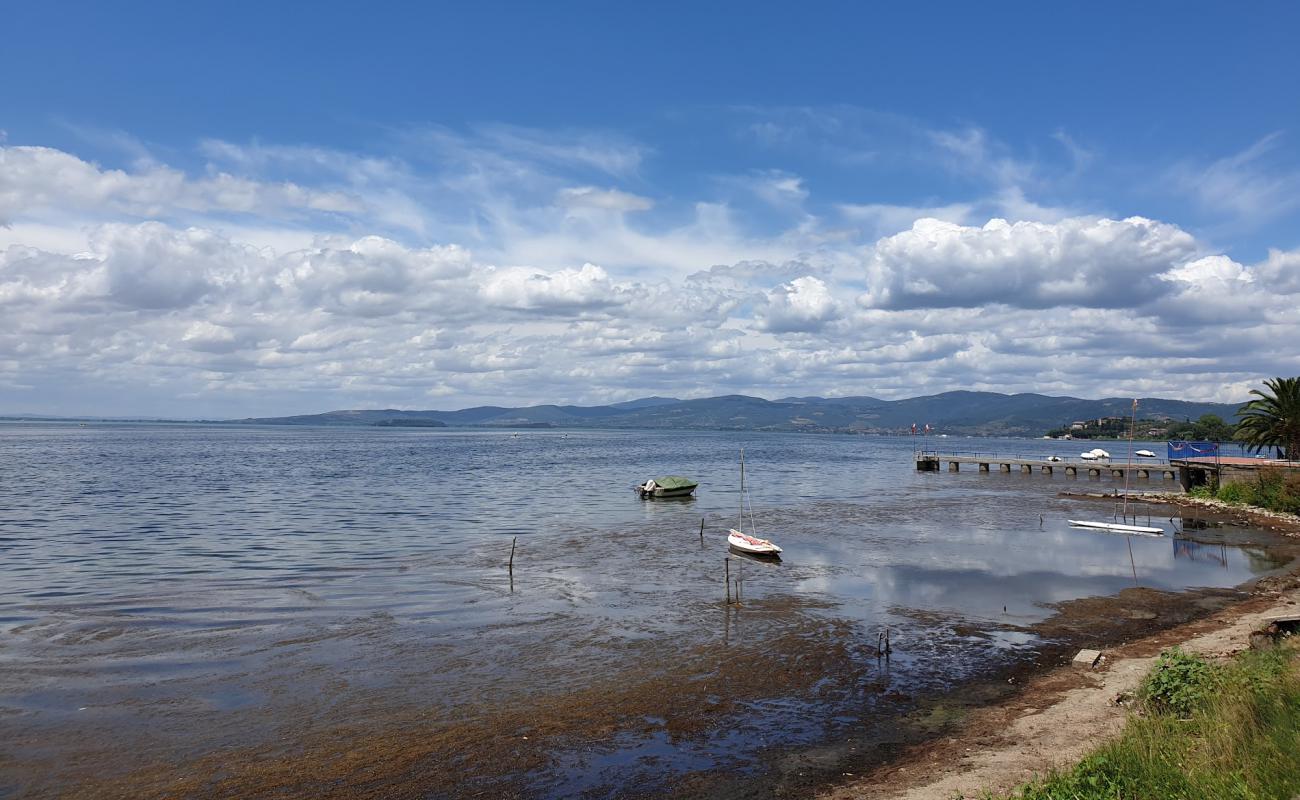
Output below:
[820,579,1300,800]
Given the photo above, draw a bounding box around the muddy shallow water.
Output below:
[0,424,1294,798]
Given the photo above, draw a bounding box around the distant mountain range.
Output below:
[235,391,1246,436]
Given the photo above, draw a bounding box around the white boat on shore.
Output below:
[1068,519,1164,536]
[1135,449,1156,458]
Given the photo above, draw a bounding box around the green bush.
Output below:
[1216,481,1251,504]
[1138,647,1219,717]
[1211,469,1300,513]
[1251,468,1300,513]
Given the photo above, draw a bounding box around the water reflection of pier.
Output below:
[1172,536,1228,568]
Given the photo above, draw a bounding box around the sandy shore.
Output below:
[821,560,1300,799]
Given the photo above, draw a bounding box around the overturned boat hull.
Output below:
[1068,519,1164,536]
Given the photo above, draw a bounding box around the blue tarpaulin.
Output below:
[1168,441,1219,460]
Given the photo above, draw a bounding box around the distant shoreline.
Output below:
[5,390,1245,438]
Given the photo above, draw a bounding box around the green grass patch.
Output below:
[987,644,1300,800]
[1207,468,1300,514]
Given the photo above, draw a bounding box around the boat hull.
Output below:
[1068,519,1164,536]
[636,477,698,499]
[727,529,782,556]
[648,486,697,497]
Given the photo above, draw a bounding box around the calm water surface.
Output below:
[0,424,1288,797]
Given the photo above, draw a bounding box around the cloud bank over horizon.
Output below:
[2,122,1299,418]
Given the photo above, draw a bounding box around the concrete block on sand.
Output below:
[1072,649,1102,668]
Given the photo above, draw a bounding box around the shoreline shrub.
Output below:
[1138,647,1219,717]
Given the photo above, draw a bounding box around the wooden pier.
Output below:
[915,450,1178,480]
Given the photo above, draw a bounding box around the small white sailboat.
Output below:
[728,530,783,556]
[727,449,782,558]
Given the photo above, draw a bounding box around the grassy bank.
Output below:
[1191,468,1300,514]
[992,644,1300,800]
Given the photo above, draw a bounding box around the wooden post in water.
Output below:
[508,536,517,575]
[725,557,731,604]
[699,517,705,544]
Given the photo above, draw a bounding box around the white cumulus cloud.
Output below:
[761,276,840,332]
[860,216,1198,309]
[482,263,624,313]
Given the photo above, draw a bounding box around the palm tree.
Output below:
[1235,377,1300,459]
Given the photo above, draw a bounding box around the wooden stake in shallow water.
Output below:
[699,517,705,545]
[508,536,517,575]
[725,557,731,604]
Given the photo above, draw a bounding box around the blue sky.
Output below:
[2,2,1299,416]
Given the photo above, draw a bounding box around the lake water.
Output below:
[0,424,1290,798]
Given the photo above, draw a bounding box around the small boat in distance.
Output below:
[1135,449,1156,458]
[727,449,782,558]
[636,476,698,498]
[1079,448,1110,460]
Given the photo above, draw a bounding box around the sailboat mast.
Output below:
[1121,399,1137,518]
[739,448,745,532]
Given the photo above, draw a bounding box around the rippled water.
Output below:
[0,423,1289,797]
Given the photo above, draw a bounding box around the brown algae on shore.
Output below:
[21,558,1300,800]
